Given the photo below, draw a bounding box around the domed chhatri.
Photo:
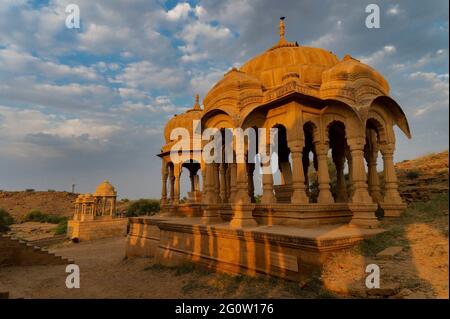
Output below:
[94,180,117,197]
[130,18,412,281]
[69,180,127,242]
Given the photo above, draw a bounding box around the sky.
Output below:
[0,0,448,199]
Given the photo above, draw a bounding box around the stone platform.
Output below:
[126,216,384,281]
[68,217,128,242]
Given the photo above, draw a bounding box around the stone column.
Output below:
[365,146,382,203]
[229,163,237,203]
[189,170,195,192]
[347,137,378,228]
[102,197,106,215]
[230,152,256,228]
[214,164,221,203]
[201,164,206,194]
[111,198,116,217]
[169,166,175,204]
[290,143,309,204]
[201,163,221,223]
[225,164,231,202]
[260,148,274,204]
[333,149,348,203]
[314,141,334,204]
[348,138,373,204]
[345,147,354,198]
[220,163,227,203]
[302,152,311,199]
[247,163,255,202]
[380,143,402,204]
[174,166,181,205]
[161,163,168,205]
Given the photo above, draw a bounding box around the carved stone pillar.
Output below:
[333,149,348,203]
[348,138,373,204]
[302,151,311,199]
[174,166,181,205]
[290,143,309,204]
[314,141,334,204]
[229,163,237,203]
[247,163,255,203]
[234,161,250,204]
[201,164,206,194]
[365,145,382,203]
[260,149,274,204]
[169,167,175,204]
[161,162,168,205]
[189,170,195,192]
[345,147,354,198]
[380,143,402,203]
[230,155,256,228]
[347,137,378,228]
[220,163,227,203]
[201,163,221,223]
[225,164,231,202]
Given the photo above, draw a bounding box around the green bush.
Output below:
[406,170,420,179]
[54,219,68,235]
[47,189,56,192]
[23,209,67,224]
[25,188,35,192]
[126,199,160,217]
[0,208,14,233]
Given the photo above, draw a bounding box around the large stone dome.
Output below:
[240,44,339,90]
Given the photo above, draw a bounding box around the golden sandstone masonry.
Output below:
[126,18,410,280]
[68,180,127,242]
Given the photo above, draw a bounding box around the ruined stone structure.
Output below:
[127,18,410,280]
[68,180,127,241]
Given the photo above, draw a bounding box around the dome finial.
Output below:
[279,17,285,40]
[193,93,201,110]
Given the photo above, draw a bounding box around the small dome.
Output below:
[164,96,203,143]
[75,194,83,203]
[94,180,116,197]
[203,68,263,113]
[83,193,95,202]
[320,55,389,102]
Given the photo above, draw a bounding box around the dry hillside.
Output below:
[0,191,77,221]
[0,190,130,221]
[396,150,449,202]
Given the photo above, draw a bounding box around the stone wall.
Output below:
[68,218,128,241]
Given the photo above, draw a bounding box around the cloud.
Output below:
[177,21,234,62]
[115,61,186,91]
[0,0,447,197]
[386,4,402,16]
[166,2,192,21]
[360,45,397,67]
[0,46,99,81]
[0,106,122,158]
[408,72,449,116]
